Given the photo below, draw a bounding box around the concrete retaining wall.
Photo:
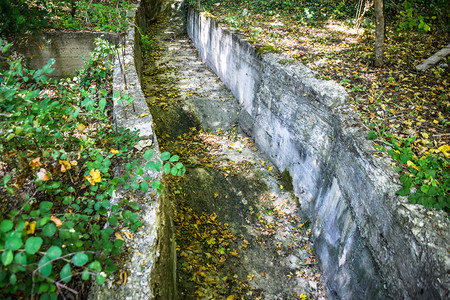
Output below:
[90,1,175,299]
[19,32,119,79]
[187,7,450,299]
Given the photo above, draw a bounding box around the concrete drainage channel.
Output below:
[92,0,449,299]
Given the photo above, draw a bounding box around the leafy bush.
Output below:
[0,38,185,298]
[0,0,47,40]
[368,126,449,213]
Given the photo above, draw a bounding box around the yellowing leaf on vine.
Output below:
[29,157,42,168]
[110,148,119,154]
[85,169,101,185]
[59,160,71,172]
[25,221,36,234]
[51,216,63,226]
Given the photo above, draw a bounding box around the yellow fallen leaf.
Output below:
[280,185,284,190]
[227,295,235,300]
[140,113,149,118]
[110,148,119,154]
[136,252,143,257]
[59,160,71,172]
[85,169,101,185]
[51,216,63,226]
[268,166,273,171]
[122,231,134,239]
[29,157,42,168]
[115,232,124,241]
[438,145,450,157]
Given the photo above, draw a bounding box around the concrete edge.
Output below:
[89,1,175,299]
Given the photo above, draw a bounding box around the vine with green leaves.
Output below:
[0,38,185,299]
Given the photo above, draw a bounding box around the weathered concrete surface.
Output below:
[89,1,175,299]
[142,4,327,298]
[19,31,119,79]
[187,6,450,299]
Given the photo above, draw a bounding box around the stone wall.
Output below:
[187,7,450,299]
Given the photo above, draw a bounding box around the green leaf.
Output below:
[40,201,53,213]
[99,98,107,111]
[60,263,72,283]
[72,253,89,266]
[6,236,23,251]
[176,162,184,169]
[367,130,377,140]
[169,155,179,162]
[14,251,27,265]
[101,200,110,209]
[0,220,13,232]
[108,215,118,226]
[160,152,170,161]
[89,261,102,272]
[140,182,149,192]
[152,180,161,190]
[46,246,62,260]
[81,269,90,280]
[163,163,171,174]
[143,149,154,160]
[1,249,13,266]
[96,274,105,285]
[397,185,411,196]
[25,237,43,254]
[171,167,178,176]
[38,256,52,277]
[42,223,57,237]
[131,182,139,190]
[9,273,17,285]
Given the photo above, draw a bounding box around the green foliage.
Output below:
[47,0,131,32]
[368,125,449,213]
[398,0,432,32]
[0,0,47,40]
[0,38,185,298]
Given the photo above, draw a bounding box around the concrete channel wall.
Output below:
[186,7,450,299]
[90,1,176,299]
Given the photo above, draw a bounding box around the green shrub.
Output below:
[0,38,185,298]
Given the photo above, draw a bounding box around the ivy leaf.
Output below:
[367,130,377,140]
[0,220,13,233]
[89,261,102,272]
[163,162,171,174]
[72,253,89,266]
[169,155,179,162]
[38,256,52,277]
[1,249,13,266]
[42,223,57,237]
[25,237,43,254]
[46,246,62,260]
[143,149,154,160]
[60,263,72,283]
[14,251,27,265]
[96,274,105,285]
[82,269,90,280]
[99,98,107,111]
[140,182,149,192]
[40,201,53,213]
[160,152,170,161]
[6,236,23,251]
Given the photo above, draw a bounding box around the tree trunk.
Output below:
[374,0,385,67]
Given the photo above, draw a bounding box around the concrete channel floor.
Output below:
[142,2,327,299]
